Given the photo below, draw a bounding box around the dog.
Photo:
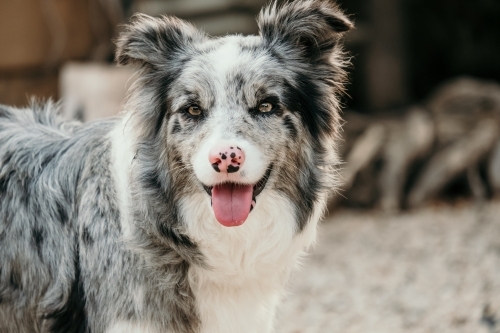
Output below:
[0,1,352,332]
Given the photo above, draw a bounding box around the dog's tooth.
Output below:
[250,198,256,212]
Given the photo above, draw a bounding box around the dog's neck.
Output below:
[181,188,320,333]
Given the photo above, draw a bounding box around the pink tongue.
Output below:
[212,183,253,227]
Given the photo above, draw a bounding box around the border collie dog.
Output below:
[0,1,352,332]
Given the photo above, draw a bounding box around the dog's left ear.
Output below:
[115,13,204,66]
[258,0,353,60]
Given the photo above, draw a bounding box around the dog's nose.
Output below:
[209,145,245,173]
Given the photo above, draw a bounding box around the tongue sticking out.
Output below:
[211,183,253,227]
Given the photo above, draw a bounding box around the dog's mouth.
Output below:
[202,165,272,227]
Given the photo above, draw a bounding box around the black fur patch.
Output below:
[9,266,21,291]
[56,201,69,225]
[0,172,9,196]
[81,227,94,247]
[234,72,246,91]
[142,169,163,192]
[296,168,321,231]
[283,74,332,144]
[40,152,57,169]
[48,243,88,333]
[171,119,182,134]
[158,222,197,250]
[283,115,298,139]
[32,227,44,260]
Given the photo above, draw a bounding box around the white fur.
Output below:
[182,189,321,333]
[106,321,159,333]
[109,113,136,241]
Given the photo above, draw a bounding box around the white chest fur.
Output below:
[181,191,321,333]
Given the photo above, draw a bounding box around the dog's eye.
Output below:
[258,102,273,113]
[187,105,202,117]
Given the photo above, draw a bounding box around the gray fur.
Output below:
[0,1,352,332]
[0,103,197,332]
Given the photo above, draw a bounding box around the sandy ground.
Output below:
[276,200,500,333]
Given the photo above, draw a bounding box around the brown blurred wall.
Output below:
[0,0,115,106]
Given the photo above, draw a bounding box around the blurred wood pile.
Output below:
[332,77,500,211]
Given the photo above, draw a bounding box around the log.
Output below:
[337,111,373,157]
[329,123,386,207]
[488,140,500,195]
[427,77,500,145]
[378,108,435,211]
[345,161,380,207]
[467,165,487,200]
[408,120,498,208]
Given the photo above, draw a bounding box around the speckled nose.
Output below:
[209,145,245,173]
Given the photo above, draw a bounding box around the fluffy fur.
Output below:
[0,1,352,332]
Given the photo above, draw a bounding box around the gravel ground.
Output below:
[277,200,500,333]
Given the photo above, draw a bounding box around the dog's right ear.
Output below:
[115,14,204,66]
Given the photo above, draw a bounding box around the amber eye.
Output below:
[187,105,202,116]
[258,102,273,113]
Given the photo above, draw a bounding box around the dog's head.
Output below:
[117,0,352,232]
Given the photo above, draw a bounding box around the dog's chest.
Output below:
[105,322,161,333]
[180,191,319,333]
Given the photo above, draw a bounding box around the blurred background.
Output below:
[1,0,499,332]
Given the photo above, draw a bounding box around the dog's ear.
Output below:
[115,14,204,66]
[258,0,353,60]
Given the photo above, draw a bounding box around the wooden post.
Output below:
[366,0,408,111]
